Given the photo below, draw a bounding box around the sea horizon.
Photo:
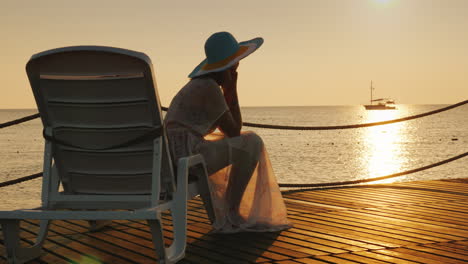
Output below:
[0,102,457,111]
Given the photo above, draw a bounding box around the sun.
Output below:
[372,0,393,7]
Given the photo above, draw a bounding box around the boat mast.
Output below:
[370,81,373,105]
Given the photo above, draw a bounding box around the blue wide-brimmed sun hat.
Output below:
[188,31,264,78]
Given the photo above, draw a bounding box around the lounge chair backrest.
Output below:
[26,46,175,196]
[0,46,212,264]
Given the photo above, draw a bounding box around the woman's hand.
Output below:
[217,62,242,136]
[222,63,239,103]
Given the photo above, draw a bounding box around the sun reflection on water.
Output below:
[361,109,408,184]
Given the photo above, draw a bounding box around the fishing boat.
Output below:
[364,81,396,110]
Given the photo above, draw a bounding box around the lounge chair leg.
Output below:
[147,182,189,264]
[197,174,215,224]
[166,188,187,263]
[0,219,49,264]
[147,217,169,264]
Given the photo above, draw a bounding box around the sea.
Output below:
[0,104,467,209]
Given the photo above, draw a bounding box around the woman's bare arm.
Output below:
[217,65,242,137]
[217,110,241,137]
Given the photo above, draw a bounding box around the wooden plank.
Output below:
[373,248,447,264]
[373,203,468,222]
[289,217,410,248]
[327,252,398,264]
[283,198,343,214]
[309,211,451,242]
[115,221,263,264]
[353,250,421,264]
[289,213,434,244]
[53,220,160,261]
[278,230,372,252]
[390,247,468,264]
[283,227,384,250]
[322,187,461,205]
[295,189,400,207]
[424,243,468,256]
[293,258,334,264]
[312,255,362,263]
[405,244,468,261]
[328,210,466,241]
[35,228,153,263]
[270,260,302,264]
[360,207,468,233]
[1,224,94,264]
[185,223,314,260]
[288,192,378,209]
[396,181,468,194]
[101,225,223,264]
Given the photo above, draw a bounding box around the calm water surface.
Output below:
[0,104,467,209]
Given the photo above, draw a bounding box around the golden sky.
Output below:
[1,0,467,108]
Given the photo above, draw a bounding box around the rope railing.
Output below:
[0,100,466,188]
[0,172,43,188]
[0,113,40,129]
[1,100,467,130]
[243,99,468,130]
[1,150,467,189]
[278,150,468,188]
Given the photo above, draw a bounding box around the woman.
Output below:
[164,31,291,233]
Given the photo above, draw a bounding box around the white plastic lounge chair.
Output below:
[0,46,214,264]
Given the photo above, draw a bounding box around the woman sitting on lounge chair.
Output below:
[164,31,292,233]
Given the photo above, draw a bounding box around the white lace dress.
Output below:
[164,77,291,233]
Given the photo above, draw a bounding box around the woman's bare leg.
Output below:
[225,132,263,220]
[225,148,258,215]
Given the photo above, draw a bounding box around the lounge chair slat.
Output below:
[40,72,144,80]
[40,78,148,101]
[52,126,157,151]
[47,99,148,104]
[47,102,153,127]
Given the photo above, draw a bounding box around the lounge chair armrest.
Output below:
[179,153,206,168]
[176,154,207,182]
[176,154,215,224]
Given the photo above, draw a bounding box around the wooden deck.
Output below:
[2,178,468,264]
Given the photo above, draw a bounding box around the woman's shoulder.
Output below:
[180,77,221,97]
[187,77,218,89]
